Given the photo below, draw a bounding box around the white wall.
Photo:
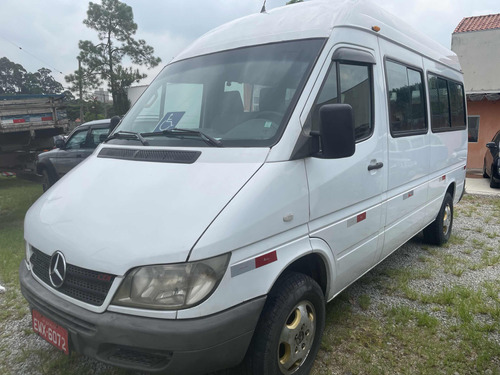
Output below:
[451,29,500,93]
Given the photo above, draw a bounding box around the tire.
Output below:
[483,163,489,178]
[41,169,53,192]
[423,192,453,245]
[490,173,500,188]
[242,272,325,375]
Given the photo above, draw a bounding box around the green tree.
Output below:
[0,57,63,94]
[0,57,27,94]
[66,0,161,115]
[35,68,64,94]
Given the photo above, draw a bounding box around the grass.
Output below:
[0,177,42,284]
[0,177,43,322]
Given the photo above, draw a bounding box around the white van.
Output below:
[20,1,467,374]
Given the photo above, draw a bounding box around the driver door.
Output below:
[52,128,90,176]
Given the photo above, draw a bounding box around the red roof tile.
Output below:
[454,14,500,33]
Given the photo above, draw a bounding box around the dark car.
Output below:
[483,130,500,188]
[37,119,110,191]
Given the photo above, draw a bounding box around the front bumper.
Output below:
[20,262,266,374]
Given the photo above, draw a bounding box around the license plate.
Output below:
[32,309,69,355]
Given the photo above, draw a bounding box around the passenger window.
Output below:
[428,74,466,131]
[386,60,426,136]
[449,81,466,128]
[65,130,88,150]
[428,76,450,128]
[311,62,373,141]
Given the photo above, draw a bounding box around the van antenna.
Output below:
[260,0,267,13]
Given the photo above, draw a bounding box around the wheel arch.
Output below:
[36,159,58,181]
[446,181,456,200]
[274,252,330,298]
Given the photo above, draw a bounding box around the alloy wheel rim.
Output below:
[278,301,316,374]
[442,204,451,235]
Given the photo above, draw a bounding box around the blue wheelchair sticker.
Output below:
[154,112,185,131]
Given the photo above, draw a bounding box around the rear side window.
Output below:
[385,60,426,136]
[311,62,373,141]
[428,74,466,131]
[449,81,466,128]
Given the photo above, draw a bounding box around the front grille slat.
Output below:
[30,248,115,306]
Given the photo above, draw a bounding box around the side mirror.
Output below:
[109,116,121,133]
[317,104,355,159]
[486,142,497,150]
[55,138,65,149]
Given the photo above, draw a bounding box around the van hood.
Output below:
[24,147,269,275]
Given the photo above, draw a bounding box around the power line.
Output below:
[0,35,64,75]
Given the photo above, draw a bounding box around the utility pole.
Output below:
[78,57,84,123]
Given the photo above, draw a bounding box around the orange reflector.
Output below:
[372,26,381,32]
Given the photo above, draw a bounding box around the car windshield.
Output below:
[114,39,325,147]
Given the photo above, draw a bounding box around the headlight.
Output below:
[112,253,230,310]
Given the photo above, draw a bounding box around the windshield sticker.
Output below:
[154,112,185,132]
[264,121,273,128]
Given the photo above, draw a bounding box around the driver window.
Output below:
[311,62,373,141]
[65,130,88,150]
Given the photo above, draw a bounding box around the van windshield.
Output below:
[115,39,325,147]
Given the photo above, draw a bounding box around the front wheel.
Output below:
[41,169,53,192]
[423,192,453,245]
[243,272,325,375]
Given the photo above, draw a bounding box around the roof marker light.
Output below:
[372,26,381,32]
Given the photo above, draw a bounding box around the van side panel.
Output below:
[423,59,468,223]
[377,39,430,259]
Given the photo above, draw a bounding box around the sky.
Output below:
[1,0,499,91]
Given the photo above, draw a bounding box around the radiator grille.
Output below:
[30,247,115,306]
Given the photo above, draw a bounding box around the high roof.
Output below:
[172,0,460,71]
[454,14,500,33]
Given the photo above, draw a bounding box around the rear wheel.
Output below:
[243,272,325,375]
[490,172,500,188]
[483,162,489,178]
[423,192,453,245]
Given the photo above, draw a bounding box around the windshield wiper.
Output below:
[141,128,223,147]
[106,131,149,146]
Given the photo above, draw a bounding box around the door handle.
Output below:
[368,161,384,171]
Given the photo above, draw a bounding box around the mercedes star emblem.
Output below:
[49,251,67,288]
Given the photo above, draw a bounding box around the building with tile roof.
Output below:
[452,14,500,170]
[454,14,500,34]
